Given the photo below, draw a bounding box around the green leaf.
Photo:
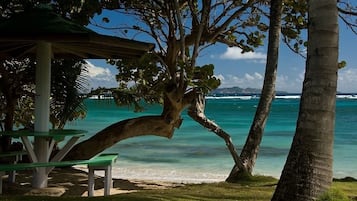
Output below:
[338,61,347,69]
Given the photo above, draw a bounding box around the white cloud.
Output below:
[275,67,357,93]
[245,73,255,81]
[215,73,264,89]
[338,68,357,93]
[81,60,357,93]
[275,75,303,93]
[84,61,113,81]
[215,72,305,93]
[272,67,357,93]
[83,61,118,90]
[230,67,357,93]
[220,47,267,62]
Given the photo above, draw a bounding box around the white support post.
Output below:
[104,165,112,196]
[21,136,38,163]
[33,41,51,188]
[87,165,113,196]
[46,136,81,174]
[88,168,95,197]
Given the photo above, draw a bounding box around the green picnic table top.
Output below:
[0,129,87,136]
[0,129,87,141]
[0,153,118,171]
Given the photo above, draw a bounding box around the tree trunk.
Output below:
[226,0,283,182]
[66,86,189,160]
[187,93,245,171]
[65,115,176,160]
[271,1,338,200]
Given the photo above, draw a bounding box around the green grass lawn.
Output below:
[1,176,356,201]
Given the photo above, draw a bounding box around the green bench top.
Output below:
[1,129,87,141]
[0,153,118,171]
[1,129,87,137]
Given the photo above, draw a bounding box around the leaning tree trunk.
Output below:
[65,86,188,160]
[64,116,175,160]
[226,0,283,182]
[187,93,245,171]
[272,1,338,200]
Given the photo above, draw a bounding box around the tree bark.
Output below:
[272,1,338,200]
[65,85,191,160]
[64,115,176,160]
[187,93,245,171]
[226,0,283,182]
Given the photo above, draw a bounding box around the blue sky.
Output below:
[85,11,357,93]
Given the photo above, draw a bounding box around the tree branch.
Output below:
[187,93,245,170]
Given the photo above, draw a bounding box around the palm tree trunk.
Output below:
[272,1,338,200]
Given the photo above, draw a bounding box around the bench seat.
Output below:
[0,151,27,183]
[0,151,27,159]
[0,153,118,196]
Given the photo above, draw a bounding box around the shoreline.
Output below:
[75,165,227,184]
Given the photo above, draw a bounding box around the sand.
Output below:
[2,167,184,197]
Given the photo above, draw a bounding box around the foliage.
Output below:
[0,59,36,130]
[339,60,347,69]
[50,59,88,129]
[109,53,165,112]
[0,58,88,130]
[0,0,104,25]
[280,0,357,57]
[100,0,357,111]
[94,0,269,111]
[281,0,308,57]
[110,53,220,111]
[14,96,35,129]
[0,2,91,131]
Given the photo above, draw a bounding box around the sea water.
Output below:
[65,96,357,182]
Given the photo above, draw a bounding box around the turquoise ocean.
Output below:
[65,95,357,183]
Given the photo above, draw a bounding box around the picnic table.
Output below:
[0,129,86,188]
[0,150,27,183]
[0,153,119,196]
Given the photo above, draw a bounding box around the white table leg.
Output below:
[104,165,112,196]
[87,165,113,196]
[88,167,95,197]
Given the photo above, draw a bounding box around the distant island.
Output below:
[210,87,288,95]
[85,86,289,98]
[86,86,357,100]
